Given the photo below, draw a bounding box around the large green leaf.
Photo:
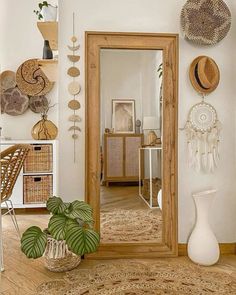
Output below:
[46,196,69,215]
[64,200,93,223]
[65,220,100,255]
[21,226,47,259]
[48,215,71,240]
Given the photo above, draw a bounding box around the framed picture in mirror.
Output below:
[112,99,135,133]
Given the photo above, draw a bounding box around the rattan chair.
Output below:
[1,144,30,237]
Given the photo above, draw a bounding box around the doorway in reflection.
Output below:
[100,49,163,243]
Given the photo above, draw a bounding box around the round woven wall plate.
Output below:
[16,59,54,96]
[181,0,231,45]
[188,102,217,132]
[0,70,16,91]
[29,95,49,113]
[1,87,29,116]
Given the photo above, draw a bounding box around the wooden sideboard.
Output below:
[103,134,143,185]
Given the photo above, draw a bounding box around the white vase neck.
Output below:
[192,190,216,226]
[193,189,217,198]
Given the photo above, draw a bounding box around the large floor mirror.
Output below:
[85,32,178,258]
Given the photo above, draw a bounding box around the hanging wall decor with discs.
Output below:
[67,12,81,162]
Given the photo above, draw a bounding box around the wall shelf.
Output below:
[37,21,58,50]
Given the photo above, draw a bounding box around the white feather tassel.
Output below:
[184,122,221,173]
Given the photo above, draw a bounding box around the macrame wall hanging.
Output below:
[67,12,81,163]
[184,97,221,173]
[183,56,221,173]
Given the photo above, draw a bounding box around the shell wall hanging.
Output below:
[16,59,54,96]
[67,13,81,163]
[183,56,221,173]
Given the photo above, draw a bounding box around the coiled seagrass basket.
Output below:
[43,237,81,272]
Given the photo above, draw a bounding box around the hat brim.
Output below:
[189,56,220,94]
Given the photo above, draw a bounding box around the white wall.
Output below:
[1,0,235,243]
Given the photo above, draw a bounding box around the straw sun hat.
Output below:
[189,56,220,94]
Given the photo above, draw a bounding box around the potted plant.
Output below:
[21,196,100,272]
[34,1,58,21]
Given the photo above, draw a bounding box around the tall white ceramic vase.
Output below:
[187,189,220,266]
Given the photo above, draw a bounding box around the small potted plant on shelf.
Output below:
[34,1,58,21]
[21,196,100,272]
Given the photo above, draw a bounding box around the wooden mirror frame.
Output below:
[85,32,178,258]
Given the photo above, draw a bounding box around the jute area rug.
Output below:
[36,259,236,294]
[100,209,162,243]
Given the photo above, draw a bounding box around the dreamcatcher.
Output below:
[184,97,221,173]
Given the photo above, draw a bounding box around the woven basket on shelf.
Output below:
[23,175,53,204]
[44,237,81,272]
[23,144,53,173]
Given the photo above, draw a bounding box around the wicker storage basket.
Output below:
[142,178,161,207]
[23,175,53,204]
[23,144,53,173]
[44,237,81,272]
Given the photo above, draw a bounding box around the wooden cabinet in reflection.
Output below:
[103,134,143,186]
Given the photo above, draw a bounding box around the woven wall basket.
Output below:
[43,237,81,272]
[181,0,231,45]
[1,87,29,115]
[0,70,16,91]
[16,59,54,96]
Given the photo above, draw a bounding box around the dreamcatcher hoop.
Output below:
[184,100,221,173]
[187,101,218,132]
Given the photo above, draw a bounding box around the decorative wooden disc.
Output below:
[68,81,81,95]
[1,87,29,116]
[72,134,79,139]
[69,114,82,122]
[0,71,16,91]
[68,45,80,51]
[69,126,81,132]
[67,55,80,63]
[67,67,80,77]
[71,36,77,42]
[68,100,81,110]
[16,59,54,96]
[29,95,49,113]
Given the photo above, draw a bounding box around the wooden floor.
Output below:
[100,184,148,211]
[1,214,236,294]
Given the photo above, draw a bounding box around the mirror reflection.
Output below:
[100,49,163,244]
